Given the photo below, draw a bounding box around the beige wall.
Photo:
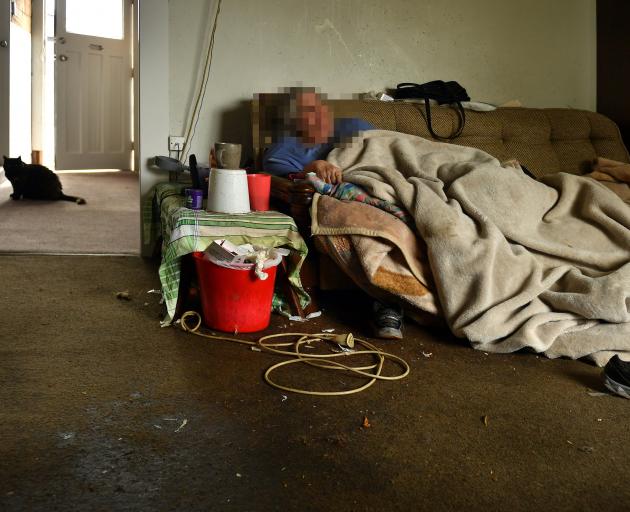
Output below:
[168,0,596,166]
[138,0,170,255]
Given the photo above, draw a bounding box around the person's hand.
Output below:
[304,160,342,184]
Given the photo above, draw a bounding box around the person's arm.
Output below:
[262,141,305,176]
[263,141,341,183]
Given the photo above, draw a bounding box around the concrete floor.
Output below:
[1,255,629,511]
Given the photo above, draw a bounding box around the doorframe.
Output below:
[33,0,55,169]
[135,0,170,256]
[0,0,32,165]
[0,0,9,160]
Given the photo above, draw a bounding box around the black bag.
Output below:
[393,81,470,140]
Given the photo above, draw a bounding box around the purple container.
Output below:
[185,188,204,210]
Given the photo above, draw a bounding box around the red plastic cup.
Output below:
[247,173,271,211]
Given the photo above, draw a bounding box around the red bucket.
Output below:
[192,251,278,333]
[246,173,271,211]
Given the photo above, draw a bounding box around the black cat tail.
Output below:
[59,193,87,205]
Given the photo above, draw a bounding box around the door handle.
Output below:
[58,54,68,62]
[89,44,104,51]
[0,40,7,48]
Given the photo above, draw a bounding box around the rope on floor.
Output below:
[179,311,410,396]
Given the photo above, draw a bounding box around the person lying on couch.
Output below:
[262,87,373,184]
[262,87,404,340]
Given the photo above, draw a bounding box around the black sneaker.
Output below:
[603,355,630,399]
[372,301,403,340]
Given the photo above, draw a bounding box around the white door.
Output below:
[0,0,9,159]
[55,0,132,170]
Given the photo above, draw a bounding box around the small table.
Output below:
[147,182,310,324]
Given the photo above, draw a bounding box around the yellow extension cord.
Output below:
[179,311,410,396]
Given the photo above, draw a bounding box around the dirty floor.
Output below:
[1,255,629,511]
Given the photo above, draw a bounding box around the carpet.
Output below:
[0,171,139,254]
[1,255,630,511]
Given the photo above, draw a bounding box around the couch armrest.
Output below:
[270,176,315,232]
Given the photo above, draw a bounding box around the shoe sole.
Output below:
[374,327,403,340]
[603,374,630,399]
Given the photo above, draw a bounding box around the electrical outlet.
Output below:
[169,136,185,151]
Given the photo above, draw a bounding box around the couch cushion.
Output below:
[253,98,630,179]
[339,102,630,178]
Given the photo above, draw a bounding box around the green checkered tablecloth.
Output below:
[146,182,309,324]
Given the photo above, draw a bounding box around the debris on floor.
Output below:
[289,311,322,322]
[587,390,610,397]
[116,291,131,301]
[174,419,188,433]
[147,288,165,304]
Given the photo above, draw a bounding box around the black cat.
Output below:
[2,156,86,204]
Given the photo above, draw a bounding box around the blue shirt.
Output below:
[262,118,374,176]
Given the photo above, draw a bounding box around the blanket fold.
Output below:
[311,193,440,320]
[327,130,630,365]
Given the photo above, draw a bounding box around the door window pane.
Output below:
[66,0,123,40]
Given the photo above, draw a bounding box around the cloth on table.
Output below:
[149,182,309,325]
[328,129,630,366]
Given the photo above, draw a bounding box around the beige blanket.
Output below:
[327,130,630,365]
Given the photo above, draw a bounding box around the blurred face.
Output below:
[295,92,333,145]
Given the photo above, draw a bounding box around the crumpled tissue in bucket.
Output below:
[203,240,289,280]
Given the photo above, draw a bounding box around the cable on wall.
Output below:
[180,0,223,164]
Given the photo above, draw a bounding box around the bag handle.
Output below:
[423,98,466,141]
[395,82,467,140]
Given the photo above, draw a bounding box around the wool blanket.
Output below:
[327,130,630,365]
[311,193,441,323]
